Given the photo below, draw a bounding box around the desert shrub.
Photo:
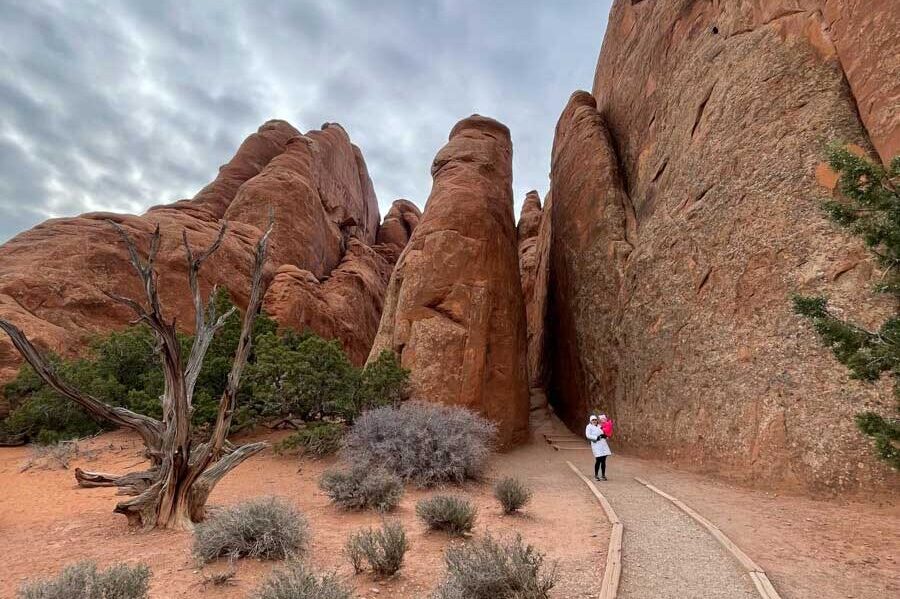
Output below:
[493,477,532,514]
[275,421,346,457]
[344,401,496,486]
[353,350,410,415]
[431,534,557,599]
[246,332,359,421]
[18,560,151,599]
[319,466,404,511]
[346,520,409,577]
[1,290,278,442]
[416,495,477,535]
[252,561,351,599]
[193,497,308,563]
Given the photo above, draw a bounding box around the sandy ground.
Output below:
[0,426,606,599]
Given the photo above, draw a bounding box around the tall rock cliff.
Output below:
[541,0,899,491]
[0,120,407,415]
[368,115,530,446]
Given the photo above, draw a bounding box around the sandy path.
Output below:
[0,426,606,599]
[549,420,757,599]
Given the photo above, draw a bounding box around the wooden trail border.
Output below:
[634,477,783,599]
[567,461,622,599]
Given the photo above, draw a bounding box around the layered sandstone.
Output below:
[376,199,422,249]
[543,0,899,491]
[0,120,394,414]
[368,115,529,446]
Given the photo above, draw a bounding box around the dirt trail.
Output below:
[547,416,899,599]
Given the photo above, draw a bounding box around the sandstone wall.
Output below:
[543,0,899,491]
[0,120,400,414]
[368,115,529,446]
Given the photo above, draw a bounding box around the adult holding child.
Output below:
[585,414,612,481]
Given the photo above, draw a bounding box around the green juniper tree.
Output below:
[793,146,900,468]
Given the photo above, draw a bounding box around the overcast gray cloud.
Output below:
[0,0,611,242]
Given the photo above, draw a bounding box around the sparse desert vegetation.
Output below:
[494,477,532,514]
[17,561,151,599]
[346,520,409,577]
[193,497,309,563]
[320,465,405,512]
[344,401,496,486]
[416,495,478,535]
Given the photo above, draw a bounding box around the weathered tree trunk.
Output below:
[0,218,273,530]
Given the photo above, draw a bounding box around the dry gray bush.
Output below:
[416,495,477,535]
[319,466,403,511]
[346,520,409,577]
[18,560,150,599]
[493,477,533,514]
[343,401,496,487]
[192,497,308,563]
[19,441,97,472]
[251,561,352,599]
[432,534,558,599]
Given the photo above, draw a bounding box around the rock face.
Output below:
[542,0,899,492]
[376,199,422,249]
[0,120,404,413]
[516,191,550,394]
[368,115,529,446]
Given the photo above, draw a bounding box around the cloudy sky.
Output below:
[0,0,611,242]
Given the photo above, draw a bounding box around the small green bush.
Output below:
[493,477,532,514]
[193,497,308,563]
[319,466,403,512]
[252,561,351,599]
[346,520,409,577]
[18,560,151,599]
[416,495,477,535]
[432,534,557,599]
[274,422,346,457]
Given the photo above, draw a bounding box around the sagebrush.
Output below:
[319,466,404,511]
[18,561,150,599]
[416,495,477,535]
[193,497,308,563]
[344,401,496,486]
[346,520,409,577]
[252,561,351,599]
[494,477,532,514]
[431,534,558,599]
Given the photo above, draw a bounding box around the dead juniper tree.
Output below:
[0,218,273,529]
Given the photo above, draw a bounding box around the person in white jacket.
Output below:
[585,414,611,481]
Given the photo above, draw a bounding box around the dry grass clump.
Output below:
[18,560,150,599]
[416,495,477,535]
[19,440,96,472]
[274,421,345,457]
[346,520,409,577]
[432,534,558,599]
[193,497,308,563]
[251,561,352,599]
[343,401,496,487]
[319,466,403,511]
[494,477,533,514]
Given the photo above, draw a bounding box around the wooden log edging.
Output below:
[567,461,622,599]
[633,477,783,599]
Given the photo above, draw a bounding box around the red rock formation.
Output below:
[0,120,390,415]
[376,199,422,249]
[263,240,400,365]
[543,0,899,491]
[368,115,529,446]
[516,191,550,401]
